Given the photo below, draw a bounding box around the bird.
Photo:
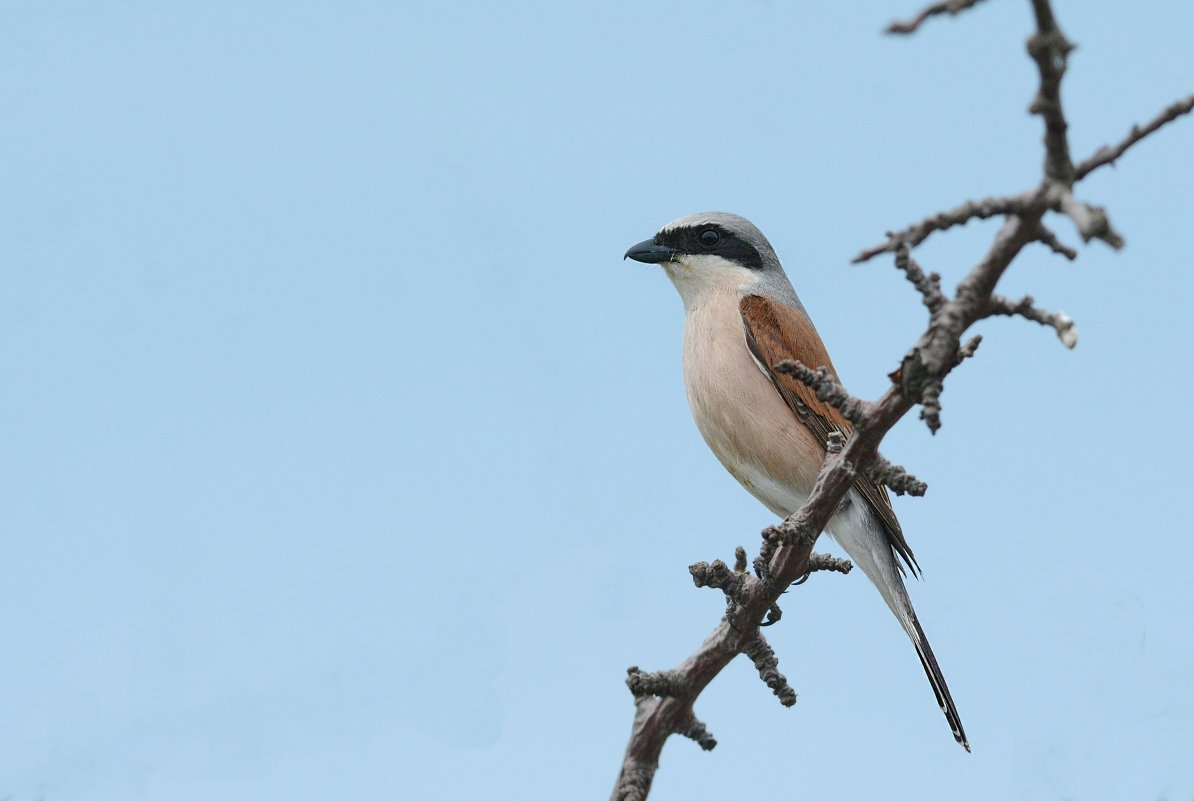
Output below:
[623,211,969,751]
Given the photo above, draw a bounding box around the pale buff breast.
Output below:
[681,292,826,518]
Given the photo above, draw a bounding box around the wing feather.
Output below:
[739,294,920,576]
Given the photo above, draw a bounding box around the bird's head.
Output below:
[624,212,796,311]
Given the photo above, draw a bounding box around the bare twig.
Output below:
[741,632,797,706]
[886,0,989,34]
[919,378,944,434]
[853,42,1190,267]
[866,454,928,497]
[854,183,1122,262]
[677,715,717,751]
[1055,190,1123,248]
[852,193,1038,263]
[626,667,685,699]
[689,560,743,599]
[894,244,947,313]
[808,553,854,575]
[1075,94,1194,180]
[855,180,1122,263]
[1032,221,1078,260]
[983,294,1078,348]
[955,334,983,365]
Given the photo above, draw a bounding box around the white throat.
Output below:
[662,254,760,313]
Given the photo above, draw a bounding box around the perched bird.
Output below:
[624,212,968,751]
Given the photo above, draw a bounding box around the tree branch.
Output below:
[886,0,989,35]
[1031,221,1078,260]
[610,3,1191,798]
[852,192,1039,263]
[1074,97,1194,180]
[983,294,1078,348]
[1027,0,1076,183]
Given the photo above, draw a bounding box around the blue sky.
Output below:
[2,1,1192,799]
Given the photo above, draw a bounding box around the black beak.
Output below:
[623,239,677,264]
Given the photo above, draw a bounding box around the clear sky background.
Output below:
[3,1,1192,800]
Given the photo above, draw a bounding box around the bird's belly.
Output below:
[681,300,826,518]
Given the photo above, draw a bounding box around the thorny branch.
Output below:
[611,2,1191,798]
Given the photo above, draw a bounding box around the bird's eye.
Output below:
[699,229,720,247]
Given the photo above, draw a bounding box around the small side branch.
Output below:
[626,667,686,699]
[853,193,1037,263]
[677,714,717,751]
[757,549,852,584]
[1075,94,1194,180]
[808,553,853,575]
[984,294,1078,348]
[1055,190,1123,248]
[886,0,989,34]
[690,560,744,599]
[866,454,928,497]
[955,335,982,366]
[895,245,947,313]
[740,632,797,706]
[920,379,944,434]
[1032,221,1078,260]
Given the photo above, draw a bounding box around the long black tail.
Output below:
[909,612,969,751]
[829,504,969,750]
